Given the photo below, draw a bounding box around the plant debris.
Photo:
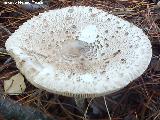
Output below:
[4,73,26,95]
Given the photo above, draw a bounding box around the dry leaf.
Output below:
[4,73,26,95]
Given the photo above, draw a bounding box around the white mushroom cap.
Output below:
[5,6,152,98]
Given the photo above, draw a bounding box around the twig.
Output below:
[0,24,12,35]
[83,97,94,119]
[104,96,112,120]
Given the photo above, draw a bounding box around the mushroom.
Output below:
[5,6,152,102]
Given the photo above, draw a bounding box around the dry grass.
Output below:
[0,0,160,119]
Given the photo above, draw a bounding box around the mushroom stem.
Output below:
[74,97,86,112]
